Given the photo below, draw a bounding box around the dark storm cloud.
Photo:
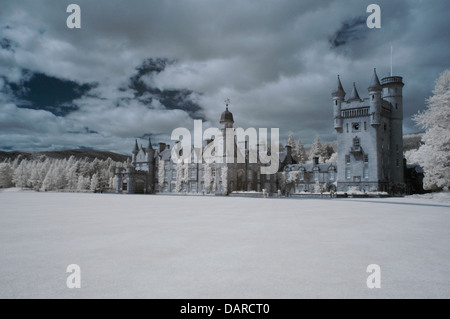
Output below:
[128,58,205,119]
[0,38,16,51]
[0,0,448,153]
[330,17,366,48]
[6,72,96,116]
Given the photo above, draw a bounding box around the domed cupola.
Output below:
[220,99,234,128]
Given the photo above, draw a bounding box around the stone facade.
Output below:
[332,69,405,193]
[116,69,409,196]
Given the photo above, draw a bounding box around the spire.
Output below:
[132,139,139,154]
[332,75,346,98]
[368,68,381,91]
[348,82,361,102]
[148,137,153,150]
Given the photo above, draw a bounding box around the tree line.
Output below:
[0,155,129,192]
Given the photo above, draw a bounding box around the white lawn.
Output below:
[0,190,449,299]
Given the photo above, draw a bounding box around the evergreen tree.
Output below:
[295,139,307,164]
[286,132,296,149]
[0,163,13,188]
[309,136,323,161]
[90,173,99,191]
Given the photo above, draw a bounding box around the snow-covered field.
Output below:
[0,190,449,299]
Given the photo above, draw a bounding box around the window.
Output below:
[372,95,374,100]
[364,122,367,131]
[364,154,369,163]
[313,171,319,181]
[346,155,350,164]
[345,168,351,180]
[346,123,349,133]
[329,171,335,181]
[395,103,398,110]
[190,169,196,179]
[384,123,387,131]
[300,171,304,181]
[335,100,337,105]
[353,137,360,147]
[363,166,369,179]
[396,159,400,167]
[396,144,399,152]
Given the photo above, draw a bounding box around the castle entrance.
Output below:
[135,179,146,194]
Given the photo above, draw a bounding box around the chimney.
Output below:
[159,143,166,153]
[313,157,319,165]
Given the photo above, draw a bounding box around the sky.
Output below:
[0,0,449,154]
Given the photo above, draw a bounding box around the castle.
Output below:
[116,69,409,196]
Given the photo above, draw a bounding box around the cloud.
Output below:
[0,0,448,153]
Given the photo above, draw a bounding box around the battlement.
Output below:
[381,76,403,85]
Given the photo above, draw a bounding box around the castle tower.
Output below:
[381,75,405,185]
[332,75,345,130]
[368,68,382,126]
[334,69,405,194]
[218,99,235,194]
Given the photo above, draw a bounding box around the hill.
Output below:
[0,149,130,163]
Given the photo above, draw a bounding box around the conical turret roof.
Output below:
[348,82,361,102]
[132,139,139,154]
[148,137,153,150]
[368,68,381,91]
[332,75,346,97]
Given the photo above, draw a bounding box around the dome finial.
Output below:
[220,98,234,126]
[224,98,230,110]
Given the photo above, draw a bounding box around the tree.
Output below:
[204,163,213,193]
[13,160,30,188]
[408,70,450,191]
[309,136,323,161]
[295,139,307,164]
[175,162,184,193]
[328,152,338,163]
[314,180,322,194]
[29,162,42,190]
[90,173,99,191]
[158,159,165,190]
[0,163,13,188]
[77,175,90,191]
[287,132,296,149]
[221,166,228,194]
[323,145,335,162]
